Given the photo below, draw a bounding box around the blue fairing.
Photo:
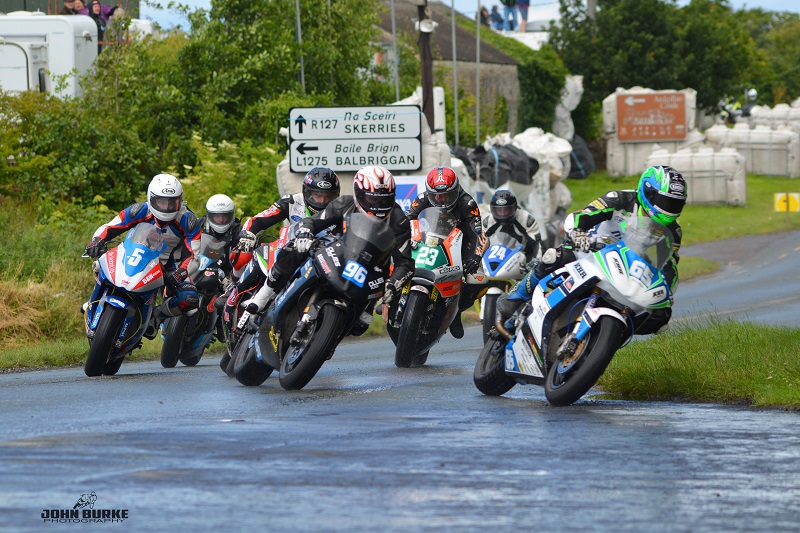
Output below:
[483,243,523,277]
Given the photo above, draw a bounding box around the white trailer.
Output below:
[0,11,97,97]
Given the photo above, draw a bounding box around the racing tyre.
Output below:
[394,291,428,368]
[279,306,347,390]
[474,338,516,396]
[102,355,124,376]
[160,315,188,368]
[84,306,126,377]
[233,332,273,386]
[481,293,500,344]
[545,316,625,406]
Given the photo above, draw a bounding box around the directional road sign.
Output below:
[616,93,686,142]
[290,138,422,172]
[288,105,422,173]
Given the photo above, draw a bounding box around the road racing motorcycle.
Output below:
[231,212,394,389]
[160,231,233,368]
[473,213,674,406]
[479,229,528,343]
[388,207,483,368]
[82,223,167,377]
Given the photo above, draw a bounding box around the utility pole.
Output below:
[587,0,597,20]
[416,0,435,132]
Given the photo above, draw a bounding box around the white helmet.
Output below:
[205,194,235,234]
[747,88,757,102]
[147,173,184,223]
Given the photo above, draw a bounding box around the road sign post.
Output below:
[288,105,422,173]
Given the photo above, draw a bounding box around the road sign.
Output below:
[289,139,423,172]
[288,105,422,173]
[616,93,687,142]
[289,105,421,140]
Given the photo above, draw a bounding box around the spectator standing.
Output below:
[87,0,107,53]
[72,0,86,14]
[516,0,529,32]
[77,0,118,22]
[59,0,78,14]
[479,6,490,27]
[500,0,517,31]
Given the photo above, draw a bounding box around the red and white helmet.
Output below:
[353,165,396,219]
[425,166,459,211]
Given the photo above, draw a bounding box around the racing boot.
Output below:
[449,311,464,339]
[241,284,275,314]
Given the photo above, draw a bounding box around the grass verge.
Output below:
[598,318,800,409]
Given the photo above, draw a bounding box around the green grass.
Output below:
[598,318,800,409]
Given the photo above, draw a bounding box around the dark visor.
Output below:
[151,195,181,213]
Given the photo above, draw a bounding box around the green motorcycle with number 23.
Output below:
[389,207,482,368]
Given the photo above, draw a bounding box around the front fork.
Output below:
[289,290,322,347]
[555,289,600,361]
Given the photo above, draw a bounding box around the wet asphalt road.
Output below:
[2,233,800,532]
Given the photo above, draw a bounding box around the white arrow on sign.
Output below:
[290,138,422,173]
[289,105,421,140]
[624,96,648,106]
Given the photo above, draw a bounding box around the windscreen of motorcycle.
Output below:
[591,213,673,270]
[102,223,166,291]
[416,208,457,247]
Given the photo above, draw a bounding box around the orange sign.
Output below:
[616,93,687,142]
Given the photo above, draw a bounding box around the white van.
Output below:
[0,11,97,97]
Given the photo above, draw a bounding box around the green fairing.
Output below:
[413,245,448,269]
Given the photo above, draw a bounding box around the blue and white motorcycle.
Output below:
[473,213,674,406]
[479,230,528,343]
[82,223,167,377]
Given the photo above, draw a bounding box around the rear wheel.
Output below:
[545,316,625,406]
[481,293,501,344]
[395,291,428,368]
[219,352,232,373]
[233,332,274,386]
[279,306,347,390]
[180,354,202,367]
[474,338,516,396]
[160,315,188,368]
[85,306,126,377]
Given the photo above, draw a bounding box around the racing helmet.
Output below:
[205,194,235,234]
[425,166,459,212]
[490,190,518,221]
[353,165,396,219]
[637,165,687,226]
[148,173,183,223]
[303,167,341,215]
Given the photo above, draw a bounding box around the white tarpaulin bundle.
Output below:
[705,124,800,178]
[646,146,747,206]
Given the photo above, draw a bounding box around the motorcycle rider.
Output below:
[224,167,341,325]
[482,189,543,264]
[495,165,687,335]
[405,166,487,339]
[242,165,413,334]
[84,174,201,337]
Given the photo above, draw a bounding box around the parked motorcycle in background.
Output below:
[389,207,483,368]
[232,212,394,389]
[474,213,674,406]
[82,223,166,377]
[159,230,230,368]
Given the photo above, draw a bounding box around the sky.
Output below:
[140,0,800,30]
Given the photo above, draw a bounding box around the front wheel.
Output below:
[544,316,625,406]
[394,291,428,368]
[233,332,274,386]
[160,315,188,368]
[85,306,126,377]
[279,305,347,390]
[474,339,516,396]
[481,293,501,344]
